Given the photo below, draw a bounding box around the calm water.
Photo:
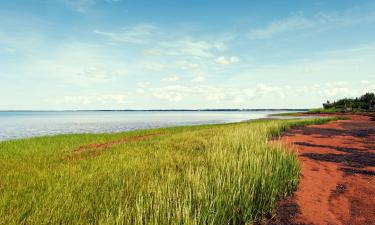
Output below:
[0,110,292,141]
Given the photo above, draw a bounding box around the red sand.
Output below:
[274,114,375,225]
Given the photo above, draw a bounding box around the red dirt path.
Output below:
[67,133,160,160]
[273,114,375,225]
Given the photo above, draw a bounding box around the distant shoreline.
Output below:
[0,109,308,112]
[0,110,305,141]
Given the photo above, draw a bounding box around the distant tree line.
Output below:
[322,92,375,112]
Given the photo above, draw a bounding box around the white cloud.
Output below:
[215,56,240,65]
[326,81,348,88]
[93,25,227,60]
[249,14,314,39]
[62,0,122,12]
[232,97,244,103]
[176,60,199,70]
[137,82,151,87]
[62,0,95,12]
[191,76,205,82]
[93,25,229,61]
[143,49,161,56]
[144,62,167,71]
[189,70,205,83]
[153,93,182,102]
[315,81,373,100]
[232,43,375,85]
[150,85,186,102]
[140,79,374,108]
[97,94,127,104]
[57,95,92,105]
[159,39,224,58]
[146,85,228,102]
[249,8,375,39]
[76,66,126,81]
[244,84,285,100]
[54,93,128,106]
[0,16,46,55]
[94,24,157,44]
[319,87,350,98]
[205,91,226,101]
[162,75,180,82]
[25,42,128,85]
[135,88,145,94]
[141,83,286,105]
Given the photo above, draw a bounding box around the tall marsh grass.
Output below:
[0,118,334,224]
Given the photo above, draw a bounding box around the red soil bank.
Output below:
[274,114,375,225]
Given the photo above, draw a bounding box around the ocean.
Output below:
[0,110,297,141]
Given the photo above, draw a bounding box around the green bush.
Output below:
[308,107,341,114]
[320,92,375,113]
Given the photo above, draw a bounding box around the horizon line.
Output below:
[0,108,309,112]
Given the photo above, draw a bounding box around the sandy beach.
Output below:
[273,113,375,224]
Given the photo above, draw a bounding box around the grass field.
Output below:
[307,108,365,114]
[269,112,303,116]
[0,118,334,224]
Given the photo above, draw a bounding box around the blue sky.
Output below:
[1,0,375,110]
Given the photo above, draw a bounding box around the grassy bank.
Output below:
[0,118,334,224]
[307,108,346,114]
[269,112,303,116]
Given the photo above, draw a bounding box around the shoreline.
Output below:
[0,111,304,142]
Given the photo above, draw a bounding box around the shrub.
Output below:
[320,92,375,112]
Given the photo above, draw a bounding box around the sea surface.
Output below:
[0,110,297,141]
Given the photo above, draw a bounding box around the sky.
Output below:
[0,0,375,110]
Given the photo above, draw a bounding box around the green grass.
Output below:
[307,107,342,114]
[307,107,366,114]
[0,118,335,224]
[269,112,303,116]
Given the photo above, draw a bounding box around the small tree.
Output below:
[323,100,332,109]
[360,93,375,111]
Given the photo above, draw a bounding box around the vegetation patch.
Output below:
[0,118,334,224]
[270,112,303,117]
[68,133,161,160]
[308,92,375,114]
